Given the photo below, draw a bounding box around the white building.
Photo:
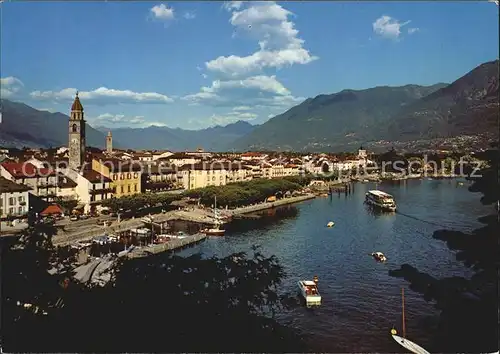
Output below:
[166,153,202,167]
[178,162,251,190]
[73,169,113,214]
[0,162,59,202]
[0,176,31,219]
[152,151,174,161]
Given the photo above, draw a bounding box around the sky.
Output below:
[1,1,499,130]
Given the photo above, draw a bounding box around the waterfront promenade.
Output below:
[53,194,316,246]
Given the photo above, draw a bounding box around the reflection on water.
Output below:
[176,179,489,352]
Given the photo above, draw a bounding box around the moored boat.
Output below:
[297,280,321,306]
[203,196,225,236]
[203,227,225,236]
[391,287,430,354]
[371,251,387,262]
[365,190,397,212]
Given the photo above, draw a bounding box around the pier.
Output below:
[127,233,207,259]
[230,194,316,215]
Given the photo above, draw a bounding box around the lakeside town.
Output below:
[1,94,484,243]
[0,94,487,289]
[2,1,498,352]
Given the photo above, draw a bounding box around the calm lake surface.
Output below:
[177,179,491,352]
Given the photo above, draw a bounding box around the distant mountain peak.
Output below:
[232,60,498,152]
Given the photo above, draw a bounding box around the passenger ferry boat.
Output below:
[365,190,397,212]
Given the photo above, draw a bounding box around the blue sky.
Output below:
[1,1,498,130]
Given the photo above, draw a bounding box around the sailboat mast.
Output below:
[402,287,406,339]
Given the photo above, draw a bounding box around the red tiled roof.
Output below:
[242,152,262,157]
[41,204,64,216]
[1,162,56,179]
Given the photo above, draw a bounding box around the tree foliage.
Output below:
[389,142,499,353]
[183,179,303,207]
[52,196,79,214]
[2,227,305,352]
[101,192,183,213]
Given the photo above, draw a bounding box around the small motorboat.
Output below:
[371,251,387,262]
[203,227,225,236]
[327,221,335,227]
[297,280,321,306]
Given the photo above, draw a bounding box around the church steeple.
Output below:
[106,131,113,153]
[68,91,86,170]
[71,91,84,120]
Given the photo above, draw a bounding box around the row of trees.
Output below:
[184,178,304,207]
[100,177,309,213]
[101,192,183,213]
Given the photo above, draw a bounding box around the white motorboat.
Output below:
[371,251,387,262]
[297,280,321,306]
[327,221,335,227]
[365,190,397,212]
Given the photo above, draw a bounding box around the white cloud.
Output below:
[38,108,56,113]
[233,106,251,111]
[89,113,170,128]
[183,11,196,20]
[182,75,300,108]
[205,75,290,95]
[209,111,258,126]
[206,2,317,77]
[91,113,147,126]
[1,76,24,98]
[150,4,175,20]
[408,27,419,35]
[372,15,411,40]
[223,1,245,11]
[30,87,174,105]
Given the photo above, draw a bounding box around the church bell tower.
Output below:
[106,131,113,153]
[68,92,86,170]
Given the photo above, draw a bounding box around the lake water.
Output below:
[177,179,491,352]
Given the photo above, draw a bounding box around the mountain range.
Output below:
[94,121,257,152]
[232,60,499,151]
[1,60,498,152]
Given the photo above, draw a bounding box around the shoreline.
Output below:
[53,193,317,246]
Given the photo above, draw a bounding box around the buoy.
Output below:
[391,328,397,335]
[327,221,335,227]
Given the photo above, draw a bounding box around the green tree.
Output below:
[2,228,305,352]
